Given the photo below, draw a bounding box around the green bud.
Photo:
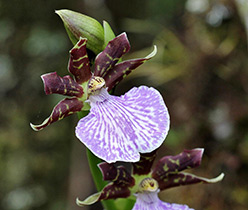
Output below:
[103,20,115,48]
[55,9,104,55]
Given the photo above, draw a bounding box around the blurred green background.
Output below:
[1,0,248,209]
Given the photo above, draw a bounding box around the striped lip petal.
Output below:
[41,72,84,97]
[104,46,157,91]
[30,97,83,131]
[132,191,194,210]
[94,32,130,78]
[68,37,92,84]
[75,85,170,163]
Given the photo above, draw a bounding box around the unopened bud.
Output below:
[56,9,104,55]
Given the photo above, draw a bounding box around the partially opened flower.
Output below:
[30,33,158,131]
[77,148,224,209]
[31,32,169,163]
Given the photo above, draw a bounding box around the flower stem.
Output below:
[86,149,117,210]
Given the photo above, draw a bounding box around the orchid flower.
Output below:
[77,148,224,209]
[30,32,158,131]
[31,33,170,163]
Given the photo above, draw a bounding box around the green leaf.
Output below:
[56,9,104,55]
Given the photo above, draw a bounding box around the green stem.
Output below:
[86,149,117,210]
[86,149,107,191]
[78,111,117,210]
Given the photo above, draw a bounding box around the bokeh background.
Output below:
[1,0,248,209]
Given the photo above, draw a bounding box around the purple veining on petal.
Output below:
[75,86,170,163]
[41,72,84,97]
[132,191,194,210]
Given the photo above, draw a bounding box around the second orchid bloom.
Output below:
[31,33,170,163]
[77,148,224,210]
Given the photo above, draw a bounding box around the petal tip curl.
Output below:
[30,122,41,131]
[76,192,101,206]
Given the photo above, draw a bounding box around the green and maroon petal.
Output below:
[98,162,135,187]
[99,182,131,201]
[132,150,157,176]
[77,163,135,206]
[41,72,84,97]
[76,183,131,206]
[94,32,130,77]
[155,172,224,191]
[152,149,204,181]
[98,163,117,181]
[68,37,92,84]
[104,46,157,91]
[30,97,83,131]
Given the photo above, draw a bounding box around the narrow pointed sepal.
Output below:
[94,32,130,77]
[104,46,157,91]
[98,182,131,201]
[152,148,204,181]
[68,38,92,84]
[98,164,134,201]
[55,9,104,54]
[98,163,135,186]
[76,86,170,163]
[30,97,83,131]
[77,183,131,206]
[156,172,224,191]
[77,163,134,206]
[41,72,84,97]
[132,150,157,176]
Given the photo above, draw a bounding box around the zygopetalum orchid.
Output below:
[30,32,170,163]
[77,148,224,210]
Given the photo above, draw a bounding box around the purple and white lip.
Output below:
[76,84,170,163]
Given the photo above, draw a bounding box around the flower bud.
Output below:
[56,9,104,55]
